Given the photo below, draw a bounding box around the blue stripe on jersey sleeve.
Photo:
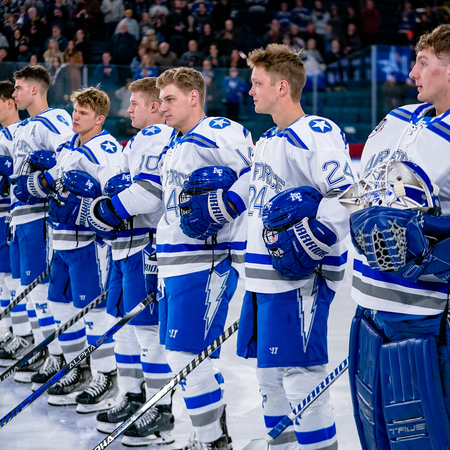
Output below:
[1,127,12,141]
[133,173,162,185]
[227,190,246,215]
[182,133,218,148]
[111,195,131,220]
[245,252,273,265]
[239,166,251,177]
[428,121,450,142]
[75,145,100,164]
[31,116,61,134]
[280,128,309,149]
[389,107,413,122]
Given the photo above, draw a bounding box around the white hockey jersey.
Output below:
[245,114,355,294]
[0,121,21,219]
[109,124,175,261]
[352,103,450,316]
[46,130,122,251]
[10,108,72,225]
[157,117,253,278]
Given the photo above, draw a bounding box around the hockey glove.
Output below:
[87,196,128,240]
[350,206,431,281]
[264,217,337,280]
[103,172,132,197]
[179,189,238,240]
[0,155,13,176]
[48,192,91,226]
[19,150,57,175]
[11,172,51,204]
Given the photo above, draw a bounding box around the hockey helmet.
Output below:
[19,150,57,175]
[55,170,102,199]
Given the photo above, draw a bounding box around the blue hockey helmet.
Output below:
[19,150,57,175]
[57,170,102,199]
[339,160,441,215]
[103,172,132,197]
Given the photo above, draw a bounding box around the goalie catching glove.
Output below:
[262,186,337,280]
[178,166,238,240]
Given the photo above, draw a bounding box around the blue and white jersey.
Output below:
[0,121,21,219]
[246,114,355,294]
[352,103,450,316]
[157,117,253,278]
[10,108,72,225]
[46,130,122,251]
[109,124,175,261]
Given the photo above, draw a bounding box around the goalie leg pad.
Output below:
[349,309,390,450]
[380,336,450,448]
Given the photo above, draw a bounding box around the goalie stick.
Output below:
[0,291,155,429]
[242,358,349,450]
[93,319,240,450]
[0,265,51,321]
[0,289,109,383]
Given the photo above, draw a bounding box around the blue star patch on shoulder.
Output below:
[56,115,69,126]
[142,125,161,136]
[209,118,231,129]
[309,119,332,133]
[101,140,117,153]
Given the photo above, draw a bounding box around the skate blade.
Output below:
[96,419,123,434]
[0,358,16,367]
[48,391,81,406]
[76,392,121,414]
[31,382,44,392]
[122,431,175,447]
[13,371,34,383]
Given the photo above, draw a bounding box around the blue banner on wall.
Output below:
[376,45,412,82]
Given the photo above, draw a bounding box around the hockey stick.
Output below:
[0,265,51,321]
[242,358,349,450]
[0,289,109,383]
[0,291,155,429]
[93,319,240,450]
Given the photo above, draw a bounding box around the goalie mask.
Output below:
[53,170,102,199]
[262,186,323,259]
[339,160,441,215]
[179,166,237,216]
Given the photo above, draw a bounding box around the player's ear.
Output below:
[96,114,105,126]
[151,101,160,113]
[278,80,289,97]
[190,89,199,106]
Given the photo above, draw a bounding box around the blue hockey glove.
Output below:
[11,171,51,204]
[0,155,13,176]
[48,191,91,226]
[87,196,128,240]
[103,172,132,197]
[350,206,431,281]
[61,170,102,199]
[264,217,336,280]
[179,189,238,240]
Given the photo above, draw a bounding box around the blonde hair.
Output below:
[247,44,306,101]
[156,67,205,107]
[70,86,110,117]
[416,24,450,63]
[129,77,160,105]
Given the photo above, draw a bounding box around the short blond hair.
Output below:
[70,86,110,117]
[156,67,205,107]
[247,44,306,101]
[416,24,450,62]
[129,77,160,105]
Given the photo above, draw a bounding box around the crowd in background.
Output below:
[0,0,446,117]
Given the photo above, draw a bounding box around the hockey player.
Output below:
[236,44,354,449]
[87,77,176,445]
[346,24,450,449]
[2,65,72,382]
[0,81,21,354]
[155,67,252,449]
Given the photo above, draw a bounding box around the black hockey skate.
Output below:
[0,333,33,366]
[31,353,65,391]
[47,366,91,406]
[13,347,47,383]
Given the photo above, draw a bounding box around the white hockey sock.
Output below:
[167,350,223,443]
[134,324,172,406]
[50,300,87,362]
[6,277,31,337]
[84,308,116,373]
[256,367,299,450]
[114,324,143,395]
[0,273,12,331]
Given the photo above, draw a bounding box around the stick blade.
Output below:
[242,438,270,450]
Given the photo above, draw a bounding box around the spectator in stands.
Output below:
[328,4,343,37]
[63,39,83,93]
[0,30,9,50]
[185,13,199,42]
[342,22,361,56]
[9,28,24,61]
[204,70,221,116]
[115,78,132,118]
[0,0,18,25]
[205,43,223,67]
[130,45,148,73]
[382,74,405,116]
[323,23,336,53]
[301,37,326,72]
[16,37,33,62]
[110,21,137,66]
[48,55,70,106]
[116,9,140,42]
[0,46,10,62]
[201,58,214,79]
[343,6,359,30]
[228,48,247,69]
[216,18,241,55]
[94,51,119,96]
[71,0,95,36]
[197,22,215,53]
[179,39,203,68]
[149,0,169,21]
[289,23,306,49]
[140,28,159,53]
[302,20,325,55]
[311,0,330,38]
[325,38,343,64]
[276,2,292,31]
[360,0,381,47]
[291,0,310,31]
[0,47,14,80]
[43,37,63,66]
[153,41,178,67]
[165,0,191,57]
[139,12,153,39]
[74,28,91,64]
[133,0,151,21]
[415,10,438,38]
[44,24,68,52]
[211,0,231,31]
[397,0,416,45]
[3,13,17,42]
[281,34,301,52]
[133,52,157,80]
[191,0,212,14]
[101,0,125,40]
[29,53,39,64]
[263,19,281,45]
[22,6,46,57]
[47,0,69,32]
[193,1,211,34]
[221,67,247,121]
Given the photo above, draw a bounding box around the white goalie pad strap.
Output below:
[88,196,115,233]
[76,197,92,227]
[293,217,332,261]
[27,171,48,198]
[207,189,235,224]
